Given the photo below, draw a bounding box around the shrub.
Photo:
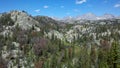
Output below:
[35,59,44,68]
[33,38,49,56]
[0,13,14,26]
[0,57,7,68]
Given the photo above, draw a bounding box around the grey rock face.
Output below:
[10,11,39,30]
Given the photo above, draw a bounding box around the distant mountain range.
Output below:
[52,13,120,22]
[75,13,116,20]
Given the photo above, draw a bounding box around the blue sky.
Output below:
[0,0,120,18]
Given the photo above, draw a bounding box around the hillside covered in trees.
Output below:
[0,11,120,68]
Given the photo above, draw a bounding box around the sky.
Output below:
[0,0,120,18]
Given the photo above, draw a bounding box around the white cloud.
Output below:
[60,6,64,8]
[114,4,120,8]
[76,0,86,4]
[34,9,40,13]
[44,5,49,8]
